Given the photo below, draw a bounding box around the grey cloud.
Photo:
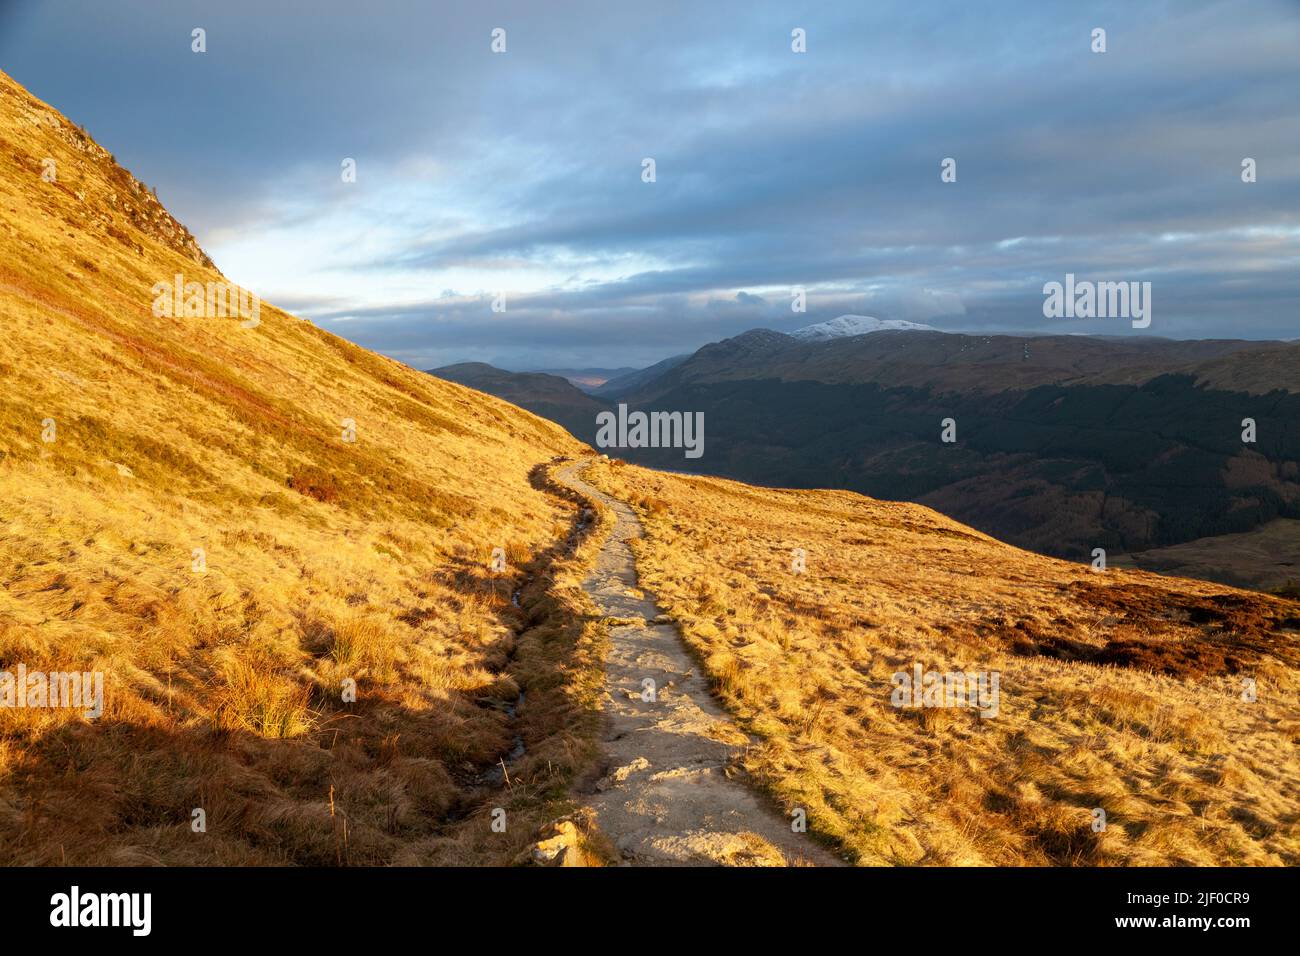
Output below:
[2,0,1297,367]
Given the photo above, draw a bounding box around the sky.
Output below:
[1,0,1297,370]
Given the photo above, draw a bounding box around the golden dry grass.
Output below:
[0,68,607,864]
[587,458,1300,865]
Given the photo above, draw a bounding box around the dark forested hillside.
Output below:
[428,333,1300,578]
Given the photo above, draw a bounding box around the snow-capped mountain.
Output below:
[790,314,935,342]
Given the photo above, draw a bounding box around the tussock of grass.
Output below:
[213,650,316,739]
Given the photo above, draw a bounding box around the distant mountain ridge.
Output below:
[530,366,638,391]
[428,362,606,438]
[617,327,1293,403]
[791,314,936,340]
[429,326,1300,583]
[592,353,691,399]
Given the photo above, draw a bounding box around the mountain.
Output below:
[0,69,596,865]
[443,326,1300,588]
[428,362,605,437]
[618,329,1300,572]
[592,353,691,399]
[790,314,935,341]
[619,328,1283,402]
[1112,519,1300,594]
[529,366,638,391]
[606,329,794,400]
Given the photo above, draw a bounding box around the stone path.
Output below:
[555,460,843,867]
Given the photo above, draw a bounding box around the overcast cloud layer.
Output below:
[2,0,1297,369]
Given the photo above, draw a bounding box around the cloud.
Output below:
[2,0,1297,366]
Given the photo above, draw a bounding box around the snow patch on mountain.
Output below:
[790,314,935,342]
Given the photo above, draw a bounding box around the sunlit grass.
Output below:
[588,457,1300,866]
[0,68,600,865]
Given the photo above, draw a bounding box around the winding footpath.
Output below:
[555,460,842,866]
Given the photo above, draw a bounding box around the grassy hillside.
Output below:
[0,69,608,864]
[622,329,1294,401]
[586,458,1300,865]
[429,362,605,442]
[1114,519,1300,595]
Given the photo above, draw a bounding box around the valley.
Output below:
[433,328,1300,592]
